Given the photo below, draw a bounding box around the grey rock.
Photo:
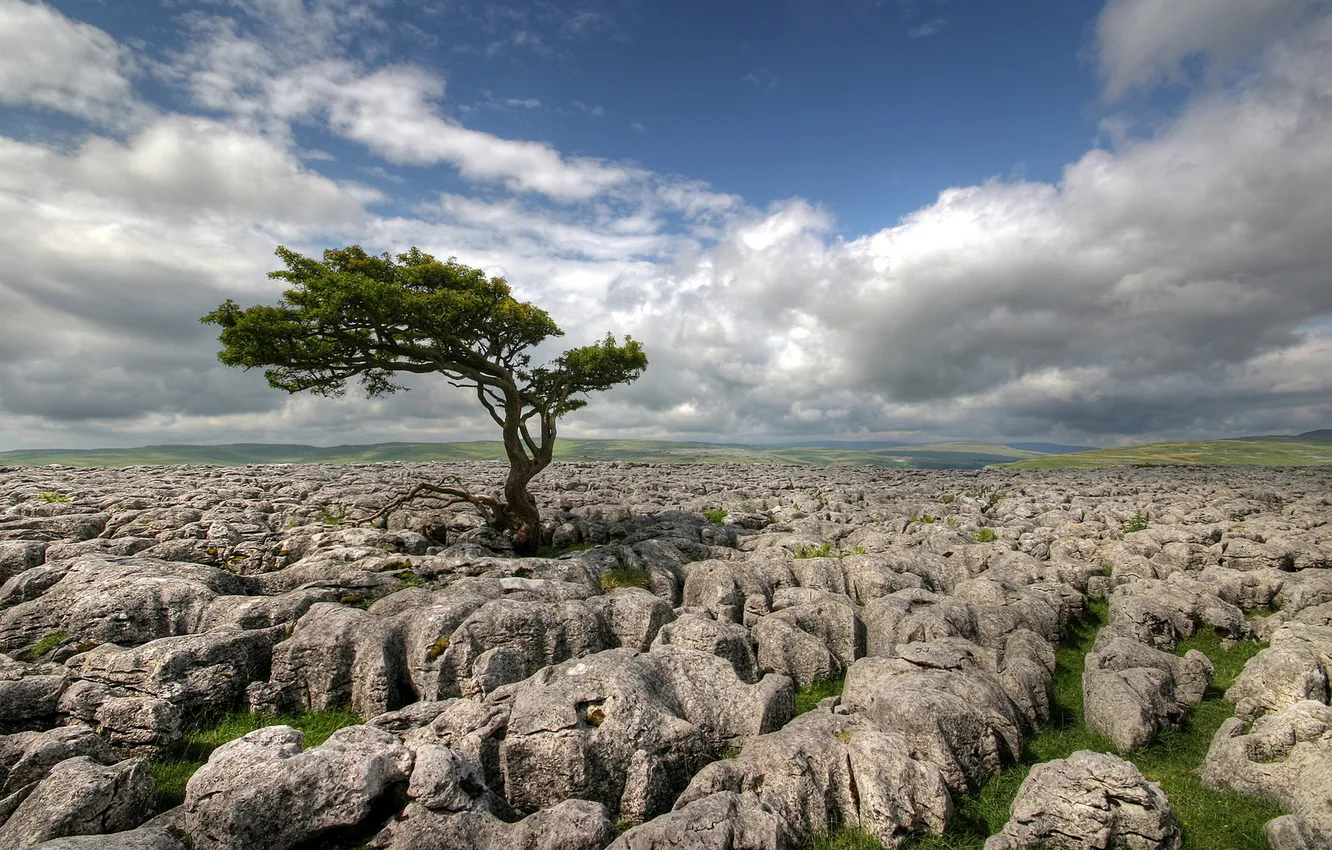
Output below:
[26,826,186,850]
[370,793,614,850]
[94,697,182,757]
[650,614,757,683]
[985,750,1181,850]
[0,542,47,583]
[0,757,154,849]
[0,725,118,797]
[71,626,285,714]
[0,672,66,734]
[861,588,976,656]
[1266,814,1328,850]
[183,724,413,850]
[1082,631,1213,751]
[1227,624,1332,723]
[259,603,410,718]
[497,646,792,822]
[840,641,1026,792]
[609,791,789,850]
[1202,700,1332,844]
[678,708,950,847]
[0,556,247,652]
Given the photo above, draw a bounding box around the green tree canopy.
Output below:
[203,245,647,553]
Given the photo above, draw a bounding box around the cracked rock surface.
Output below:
[0,460,1328,849]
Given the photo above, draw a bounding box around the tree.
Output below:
[202,245,647,555]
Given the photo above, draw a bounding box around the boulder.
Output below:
[650,614,757,683]
[1201,700,1332,845]
[70,626,285,714]
[0,726,118,797]
[678,708,950,846]
[985,750,1181,850]
[183,724,413,850]
[0,556,248,652]
[497,646,792,822]
[608,791,788,850]
[1227,624,1332,723]
[840,640,1026,792]
[0,757,154,849]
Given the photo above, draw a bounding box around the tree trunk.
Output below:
[504,463,541,556]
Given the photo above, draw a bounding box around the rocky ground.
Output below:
[0,460,1329,850]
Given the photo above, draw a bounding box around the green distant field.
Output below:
[1000,439,1332,470]
[0,439,1044,470]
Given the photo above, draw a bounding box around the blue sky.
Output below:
[0,0,1330,450]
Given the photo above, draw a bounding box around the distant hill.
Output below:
[0,438,1056,471]
[998,438,1332,469]
[1002,442,1097,454]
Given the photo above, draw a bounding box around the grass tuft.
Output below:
[795,678,845,715]
[972,527,997,543]
[16,630,68,662]
[1124,510,1150,533]
[704,508,728,525]
[600,566,651,592]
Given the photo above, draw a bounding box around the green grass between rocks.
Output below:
[808,600,1282,850]
[795,678,846,716]
[149,709,361,810]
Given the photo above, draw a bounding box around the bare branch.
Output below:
[355,478,508,529]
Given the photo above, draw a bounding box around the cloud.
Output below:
[1093,0,1329,99]
[1,1,1330,450]
[0,0,137,122]
[580,14,1332,442]
[165,15,642,201]
[907,18,947,39]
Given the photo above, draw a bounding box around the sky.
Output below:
[0,0,1330,451]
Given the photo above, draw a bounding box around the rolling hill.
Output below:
[0,439,1051,470]
[998,436,1332,469]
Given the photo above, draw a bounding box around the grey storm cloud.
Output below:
[0,0,1329,450]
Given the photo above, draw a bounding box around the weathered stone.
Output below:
[1202,700,1332,845]
[609,791,788,850]
[183,724,413,850]
[985,750,1181,850]
[497,646,792,821]
[679,708,949,847]
[0,757,154,849]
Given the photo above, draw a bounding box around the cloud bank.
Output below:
[0,0,1328,450]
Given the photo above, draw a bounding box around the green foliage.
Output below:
[149,709,361,810]
[17,630,68,662]
[35,491,70,503]
[945,518,962,528]
[794,678,845,715]
[599,566,651,592]
[1124,510,1150,533]
[794,542,866,559]
[397,570,424,588]
[704,508,729,525]
[909,514,937,524]
[972,527,997,543]
[939,494,956,505]
[202,244,646,423]
[339,594,371,609]
[795,542,835,559]
[803,827,888,850]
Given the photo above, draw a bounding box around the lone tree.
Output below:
[203,245,647,555]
